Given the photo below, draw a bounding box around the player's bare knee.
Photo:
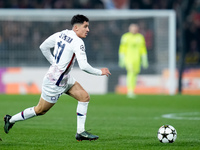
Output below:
[81,93,90,102]
[85,93,90,102]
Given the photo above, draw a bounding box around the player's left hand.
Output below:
[142,61,149,69]
[142,55,149,69]
[118,54,125,68]
[118,60,125,68]
[101,68,111,77]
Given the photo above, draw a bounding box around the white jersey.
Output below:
[40,29,102,87]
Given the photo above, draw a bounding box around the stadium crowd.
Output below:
[0,0,190,10]
[0,0,200,66]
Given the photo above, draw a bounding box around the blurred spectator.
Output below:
[101,0,130,9]
[140,0,152,9]
[0,0,200,67]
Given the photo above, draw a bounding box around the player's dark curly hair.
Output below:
[71,14,89,26]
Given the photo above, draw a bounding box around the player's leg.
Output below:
[66,81,99,141]
[4,106,37,134]
[126,64,138,98]
[4,97,55,134]
[34,97,55,115]
[4,77,59,134]
[66,81,89,134]
[10,97,55,122]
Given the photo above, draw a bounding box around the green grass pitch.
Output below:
[0,94,200,150]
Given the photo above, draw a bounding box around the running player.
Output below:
[118,23,148,98]
[4,14,111,141]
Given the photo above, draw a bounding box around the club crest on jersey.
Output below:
[80,45,85,51]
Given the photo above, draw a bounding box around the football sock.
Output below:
[76,101,89,134]
[9,107,36,123]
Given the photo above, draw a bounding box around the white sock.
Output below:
[9,107,36,124]
[76,101,89,134]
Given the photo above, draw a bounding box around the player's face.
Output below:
[76,21,89,38]
[129,24,139,34]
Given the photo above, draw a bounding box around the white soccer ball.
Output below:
[157,124,177,143]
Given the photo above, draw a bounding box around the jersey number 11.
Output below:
[54,41,65,64]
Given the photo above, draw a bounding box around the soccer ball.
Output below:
[157,124,177,143]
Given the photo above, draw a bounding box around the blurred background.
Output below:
[0,0,200,95]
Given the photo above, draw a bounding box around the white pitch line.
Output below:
[162,112,200,120]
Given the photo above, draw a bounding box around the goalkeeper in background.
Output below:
[118,23,148,98]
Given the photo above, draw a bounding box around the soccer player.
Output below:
[4,14,111,141]
[118,23,148,98]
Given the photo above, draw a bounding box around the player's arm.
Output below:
[75,40,111,77]
[118,34,127,68]
[140,35,149,69]
[78,60,111,77]
[39,32,59,64]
